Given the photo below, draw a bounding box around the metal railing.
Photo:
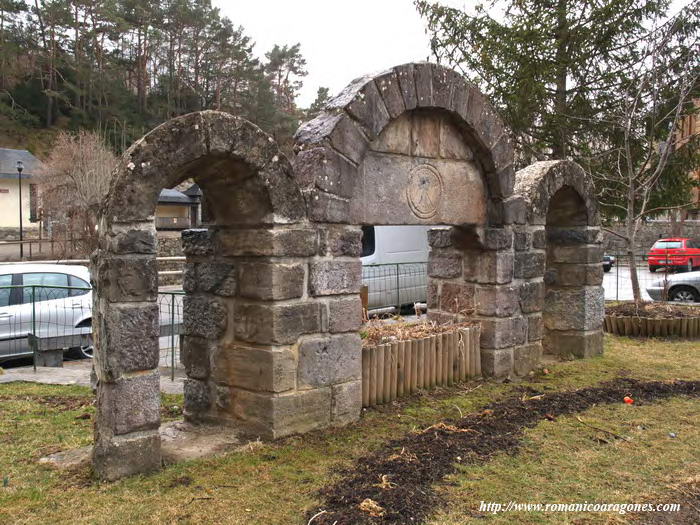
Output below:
[0,285,185,380]
[362,262,428,312]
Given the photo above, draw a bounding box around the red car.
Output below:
[647,238,700,273]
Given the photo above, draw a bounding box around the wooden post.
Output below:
[411,339,418,393]
[399,341,405,395]
[369,346,374,406]
[435,334,443,386]
[446,332,454,385]
[376,345,385,405]
[383,344,391,403]
[362,347,370,407]
[390,342,399,401]
[417,338,425,389]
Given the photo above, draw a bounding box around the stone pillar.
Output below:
[92,221,161,481]
[180,224,362,439]
[543,226,604,358]
[427,226,528,378]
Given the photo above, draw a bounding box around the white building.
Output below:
[0,148,40,239]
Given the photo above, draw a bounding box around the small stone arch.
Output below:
[513,160,604,361]
[93,111,322,480]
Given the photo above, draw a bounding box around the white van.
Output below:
[361,225,431,310]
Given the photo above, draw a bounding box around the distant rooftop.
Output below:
[0,148,41,179]
[159,188,194,204]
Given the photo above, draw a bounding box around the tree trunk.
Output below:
[552,0,569,159]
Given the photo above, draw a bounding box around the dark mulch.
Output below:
[308,378,700,525]
[606,301,700,319]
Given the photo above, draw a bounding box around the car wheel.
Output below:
[649,266,657,273]
[669,286,700,303]
[68,345,94,359]
[603,265,611,273]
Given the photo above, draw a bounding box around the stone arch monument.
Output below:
[92,63,604,480]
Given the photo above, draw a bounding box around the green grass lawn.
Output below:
[0,335,697,524]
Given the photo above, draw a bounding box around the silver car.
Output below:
[646,270,700,303]
[0,264,92,363]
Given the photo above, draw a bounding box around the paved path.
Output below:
[0,359,185,394]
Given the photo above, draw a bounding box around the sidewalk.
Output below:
[0,359,185,394]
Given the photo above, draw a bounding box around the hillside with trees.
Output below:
[0,0,324,155]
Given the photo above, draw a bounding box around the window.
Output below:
[361,226,376,257]
[653,241,682,250]
[0,274,12,307]
[69,275,91,296]
[21,273,70,303]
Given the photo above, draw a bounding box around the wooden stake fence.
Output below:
[361,325,480,408]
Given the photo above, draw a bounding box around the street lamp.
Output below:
[16,160,23,259]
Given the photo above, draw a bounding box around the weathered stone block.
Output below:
[210,344,297,392]
[103,224,156,255]
[427,228,454,248]
[217,228,317,257]
[99,302,159,379]
[97,255,157,302]
[527,314,543,341]
[481,228,513,251]
[329,114,369,165]
[546,226,602,246]
[513,342,542,376]
[230,387,332,439]
[532,228,546,249]
[475,285,519,317]
[547,245,604,264]
[331,380,362,425]
[427,280,439,310]
[318,225,362,257]
[298,333,362,388]
[543,329,603,358]
[374,70,406,119]
[295,147,356,198]
[234,302,320,345]
[184,378,210,415]
[238,262,305,300]
[514,230,531,251]
[180,336,212,379]
[428,252,462,278]
[414,62,434,107]
[544,263,603,287]
[428,310,457,324]
[183,295,228,340]
[480,316,526,349]
[181,228,214,256]
[183,262,237,296]
[309,260,362,296]
[93,430,160,481]
[480,347,514,378]
[394,63,418,110]
[439,282,475,314]
[97,372,160,435]
[543,286,604,331]
[519,280,545,313]
[464,251,513,284]
[343,80,391,140]
[328,296,363,333]
[514,251,545,279]
[502,195,527,224]
[307,189,351,223]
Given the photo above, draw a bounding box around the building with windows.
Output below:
[677,99,700,219]
[0,148,40,239]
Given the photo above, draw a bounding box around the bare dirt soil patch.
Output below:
[0,394,92,411]
[308,378,700,525]
[606,301,700,319]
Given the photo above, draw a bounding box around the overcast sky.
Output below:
[216,0,692,108]
[216,0,464,107]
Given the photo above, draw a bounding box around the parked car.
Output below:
[646,271,700,303]
[647,238,700,273]
[0,264,93,363]
[603,254,615,273]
